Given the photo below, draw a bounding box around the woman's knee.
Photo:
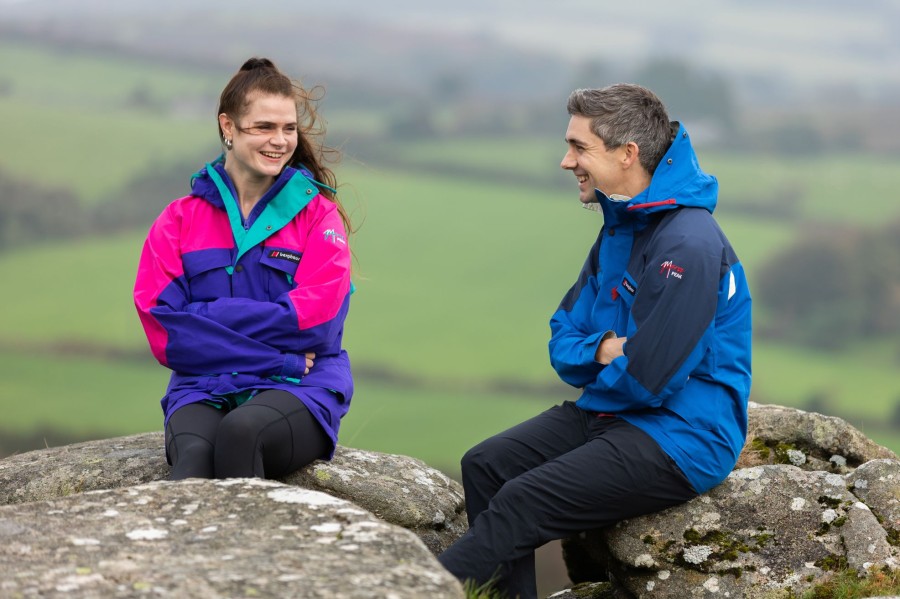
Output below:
[215,409,267,450]
[167,434,216,479]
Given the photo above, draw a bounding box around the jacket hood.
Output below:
[596,123,718,227]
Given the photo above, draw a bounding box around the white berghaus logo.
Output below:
[323,229,347,245]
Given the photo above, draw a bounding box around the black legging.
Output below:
[164,390,330,480]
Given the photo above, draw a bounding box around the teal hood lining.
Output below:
[204,164,317,271]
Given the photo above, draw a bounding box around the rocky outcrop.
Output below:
[598,465,897,598]
[737,402,897,473]
[0,477,464,598]
[4,403,898,598]
[561,403,900,598]
[285,447,465,555]
[0,432,465,555]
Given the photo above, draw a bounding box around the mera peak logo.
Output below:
[659,260,685,279]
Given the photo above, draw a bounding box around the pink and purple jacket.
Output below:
[133,160,353,452]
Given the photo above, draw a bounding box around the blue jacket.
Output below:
[549,124,752,493]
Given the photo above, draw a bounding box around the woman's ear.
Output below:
[218,113,234,141]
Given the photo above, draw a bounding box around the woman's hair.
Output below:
[567,84,674,175]
[217,57,352,233]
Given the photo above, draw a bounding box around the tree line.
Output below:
[0,162,193,250]
[756,220,900,349]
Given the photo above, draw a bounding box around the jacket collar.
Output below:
[594,123,718,229]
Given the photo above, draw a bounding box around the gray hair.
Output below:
[567,84,674,175]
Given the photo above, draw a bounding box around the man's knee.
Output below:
[460,444,487,476]
[461,435,510,477]
[492,474,536,511]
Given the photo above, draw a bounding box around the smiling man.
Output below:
[438,84,752,599]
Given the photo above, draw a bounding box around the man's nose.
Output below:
[560,149,575,170]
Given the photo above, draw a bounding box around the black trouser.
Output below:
[164,390,330,480]
[438,401,698,599]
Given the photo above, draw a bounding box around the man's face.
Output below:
[560,115,626,203]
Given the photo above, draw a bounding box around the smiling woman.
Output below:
[219,91,300,215]
[133,57,356,482]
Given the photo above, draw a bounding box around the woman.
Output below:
[134,57,353,480]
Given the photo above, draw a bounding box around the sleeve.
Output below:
[582,232,721,411]
[133,204,307,378]
[184,200,351,355]
[549,236,608,388]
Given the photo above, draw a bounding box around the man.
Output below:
[438,84,752,599]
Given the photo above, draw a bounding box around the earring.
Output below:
[224,138,233,150]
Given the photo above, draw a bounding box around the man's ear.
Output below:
[621,141,641,169]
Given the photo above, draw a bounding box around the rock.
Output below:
[737,402,897,473]
[0,477,464,598]
[561,404,900,598]
[848,459,900,545]
[285,447,465,555]
[0,432,167,506]
[571,465,899,598]
[0,432,466,555]
[545,581,621,598]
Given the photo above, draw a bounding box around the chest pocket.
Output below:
[260,247,302,297]
[183,249,233,302]
[613,272,639,336]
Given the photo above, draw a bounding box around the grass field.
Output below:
[366,136,900,228]
[0,96,214,203]
[1,39,898,465]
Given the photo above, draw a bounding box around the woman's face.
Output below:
[219,91,298,183]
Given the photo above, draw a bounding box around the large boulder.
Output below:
[0,432,167,505]
[561,404,900,598]
[285,447,465,555]
[599,465,898,598]
[0,477,464,598]
[737,402,896,473]
[0,432,466,555]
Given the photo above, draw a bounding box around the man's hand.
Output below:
[595,335,626,365]
[304,352,316,374]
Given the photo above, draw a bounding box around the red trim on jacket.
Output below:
[627,198,677,211]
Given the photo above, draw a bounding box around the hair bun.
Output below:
[240,57,276,72]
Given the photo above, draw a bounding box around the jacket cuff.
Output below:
[587,330,617,364]
[281,353,303,379]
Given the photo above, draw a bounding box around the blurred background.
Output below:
[2,0,899,594]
